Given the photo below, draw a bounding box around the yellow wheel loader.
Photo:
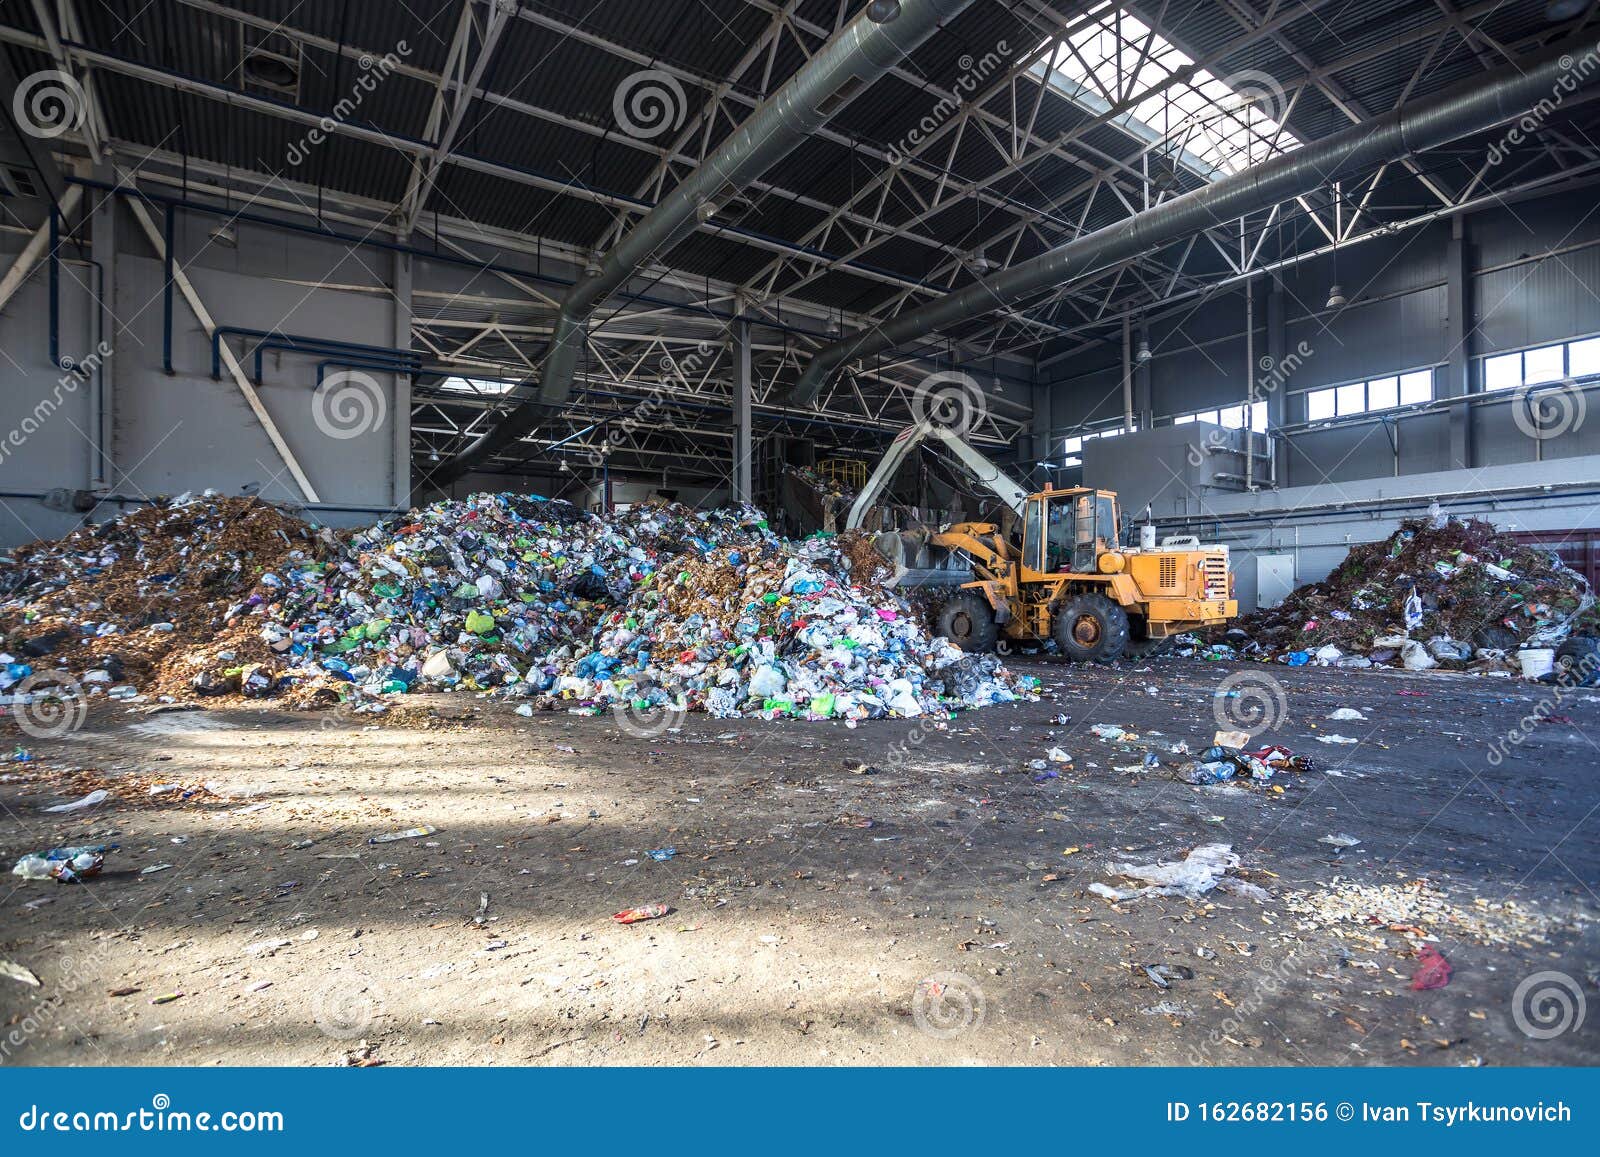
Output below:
[849,422,1236,661]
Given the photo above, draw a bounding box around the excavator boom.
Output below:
[845,421,1029,530]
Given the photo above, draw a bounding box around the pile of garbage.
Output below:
[1216,512,1594,670]
[256,493,1033,719]
[0,494,327,702]
[5,492,1036,721]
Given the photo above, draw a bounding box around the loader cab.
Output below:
[1024,488,1119,575]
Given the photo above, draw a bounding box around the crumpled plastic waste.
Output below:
[1098,843,1243,900]
[12,843,116,883]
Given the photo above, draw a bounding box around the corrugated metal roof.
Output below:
[3,0,1585,339]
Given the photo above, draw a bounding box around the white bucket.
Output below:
[1518,647,1555,680]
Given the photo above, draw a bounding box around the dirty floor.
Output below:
[2,658,1597,1067]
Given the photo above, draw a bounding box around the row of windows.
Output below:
[1484,337,1600,391]
[1061,422,1136,466]
[1172,400,1269,431]
[1305,370,1433,421]
[1058,335,1600,465]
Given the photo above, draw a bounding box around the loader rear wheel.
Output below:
[1123,631,1171,660]
[936,592,998,654]
[1053,593,1129,663]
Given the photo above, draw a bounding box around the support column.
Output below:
[1266,276,1288,488]
[1120,314,1134,432]
[89,166,117,491]
[1133,323,1152,430]
[391,245,413,507]
[732,319,752,504]
[1446,215,1473,470]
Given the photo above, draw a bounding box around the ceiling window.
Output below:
[1042,6,1300,178]
[1484,338,1600,391]
[1306,369,1434,421]
[438,375,515,396]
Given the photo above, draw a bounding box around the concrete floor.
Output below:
[2,657,1596,1066]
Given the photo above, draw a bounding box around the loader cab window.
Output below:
[1031,493,1116,573]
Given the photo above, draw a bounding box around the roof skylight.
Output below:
[1040,5,1300,178]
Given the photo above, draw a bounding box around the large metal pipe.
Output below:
[785,37,1600,406]
[438,0,977,480]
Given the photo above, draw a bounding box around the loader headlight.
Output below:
[1097,551,1125,574]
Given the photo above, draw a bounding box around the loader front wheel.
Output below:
[936,592,998,654]
[1053,593,1129,663]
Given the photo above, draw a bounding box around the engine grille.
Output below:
[1159,556,1177,588]
[1201,553,1229,600]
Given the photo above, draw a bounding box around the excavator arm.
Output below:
[845,421,1029,530]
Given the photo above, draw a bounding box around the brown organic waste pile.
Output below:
[1217,514,1595,668]
[0,493,331,703]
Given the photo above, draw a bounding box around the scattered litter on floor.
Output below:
[1,958,41,986]
[1326,708,1366,721]
[1410,944,1453,990]
[12,843,114,883]
[613,903,672,924]
[41,788,108,813]
[1319,834,1362,848]
[369,825,437,844]
[1095,843,1247,900]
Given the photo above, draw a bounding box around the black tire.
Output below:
[1554,636,1600,686]
[936,592,998,654]
[1473,625,1520,652]
[1052,592,1130,662]
[1123,631,1171,660]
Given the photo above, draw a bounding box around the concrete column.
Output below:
[732,319,752,503]
[1120,314,1134,432]
[1266,276,1288,487]
[89,169,117,490]
[1446,215,1472,470]
[391,245,413,507]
